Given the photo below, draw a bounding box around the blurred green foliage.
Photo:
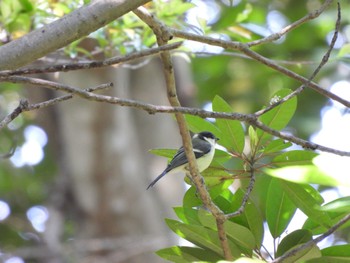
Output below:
[1,0,350,262]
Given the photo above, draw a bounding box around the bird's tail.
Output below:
[146,171,167,190]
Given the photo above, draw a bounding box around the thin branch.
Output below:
[2,75,350,157]
[135,6,233,260]
[248,0,334,46]
[254,1,341,117]
[225,167,256,219]
[0,83,112,130]
[168,3,349,109]
[0,99,29,130]
[0,42,182,76]
[272,212,350,263]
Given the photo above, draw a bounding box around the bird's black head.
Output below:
[197,131,219,141]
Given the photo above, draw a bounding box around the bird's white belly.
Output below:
[196,146,215,172]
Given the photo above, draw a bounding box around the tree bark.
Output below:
[28,55,194,262]
[0,0,150,70]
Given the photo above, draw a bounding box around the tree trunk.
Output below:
[31,56,194,262]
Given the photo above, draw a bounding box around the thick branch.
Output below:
[0,0,151,70]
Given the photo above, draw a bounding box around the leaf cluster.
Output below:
[152,90,350,262]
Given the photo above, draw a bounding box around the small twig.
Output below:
[272,212,350,263]
[0,83,112,130]
[169,7,349,109]
[255,1,341,117]
[0,42,182,76]
[248,0,334,46]
[225,167,256,219]
[0,99,29,130]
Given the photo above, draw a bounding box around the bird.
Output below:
[147,131,219,189]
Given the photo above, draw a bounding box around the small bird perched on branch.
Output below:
[147,131,219,189]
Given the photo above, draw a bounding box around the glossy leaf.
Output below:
[322,244,350,257]
[165,218,241,258]
[271,150,318,167]
[266,178,297,238]
[197,209,256,251]
[215,189,264,247]
[306,256,350,263]
[232,258,267,263]
[303,212,350,235]
[280,181,331,227]
[317,196,350,212]
[149,148,177,159]
[276,229,313,257]
[157,246,222,262]
[265,165,350,187]
[173,207,201,225]
[248,125,258,150]
[185,114,219,135]
[262,138,292,154]
[257,88,297,144]
[212,95,245,154]
[183,180,234,208]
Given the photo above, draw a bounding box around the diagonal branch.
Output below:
[170,28,349,108]
[254,1,341,117]
[272,212,350,263]
[0,42,182,76]
[0,83,112,130]
[248,0,334,46]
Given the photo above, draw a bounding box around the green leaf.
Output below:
[185,114,219,135]
[195,149,234,188]
[337,43,350,58]
[183,180,234,208]
[280,181,331,227]
[165,218,241,258]
[271,150,318,166]
[266,178,297,238]
[149,148,177,159]
[303,211,350,235]
[322,245,350,257]
[232,258,267,263]
[216,189,264,248]
[317,197,350,212]
[157,246,222,262]
[306,256,350,263]
[265,165,349,187]
[276,229,312,257]
[257,88,297,144]
[212,95,245,154]
[262,139,292,154]
[183,186,201,208]
[173,207,201,225]
[248,126,258,150]
[197,210,256,251]
[276,230,321,262]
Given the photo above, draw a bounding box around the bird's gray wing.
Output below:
[167,138,211,171]
[147,139,212,190]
